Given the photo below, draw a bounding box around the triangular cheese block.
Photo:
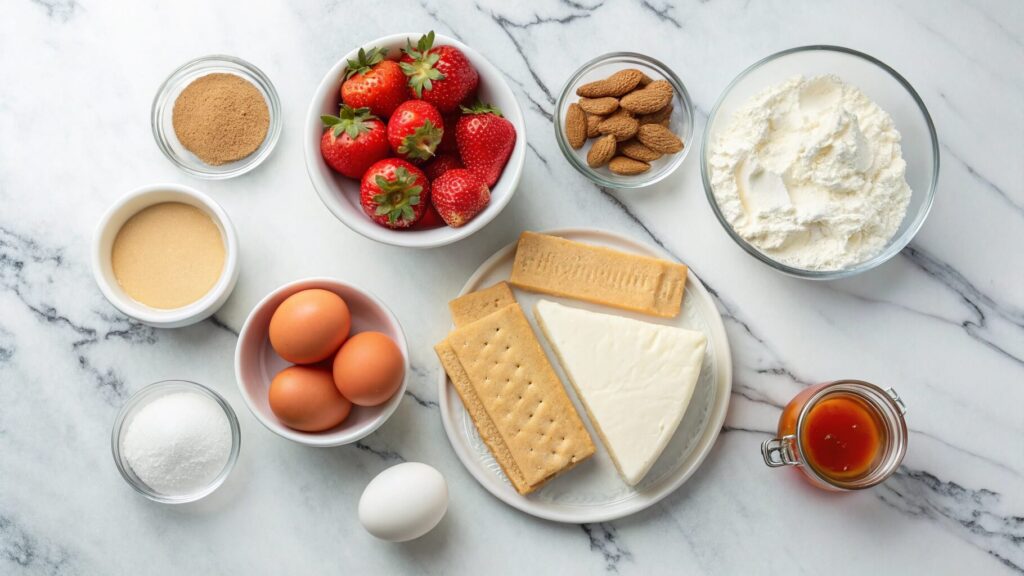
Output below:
[534,300,706,486]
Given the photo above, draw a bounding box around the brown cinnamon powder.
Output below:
[172,73,269,165]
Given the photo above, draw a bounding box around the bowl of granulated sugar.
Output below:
[111,380,241,503]
[152,55,282,179]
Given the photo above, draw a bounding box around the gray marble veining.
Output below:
[1,0,1022,574]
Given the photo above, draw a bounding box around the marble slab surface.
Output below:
[1,0,1022,574]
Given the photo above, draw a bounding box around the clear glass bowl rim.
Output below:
[554,51,695,189]
[111,379,241,503]
[151,54,282,180]
[699,45,940,280]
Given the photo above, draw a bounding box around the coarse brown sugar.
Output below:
[172,73,269,166]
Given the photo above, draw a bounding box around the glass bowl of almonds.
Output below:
[555,52,694,189]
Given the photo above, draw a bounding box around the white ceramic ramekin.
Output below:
[91,183,240,328]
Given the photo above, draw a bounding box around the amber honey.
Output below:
[763,380,907,491]
[801,394,883,479]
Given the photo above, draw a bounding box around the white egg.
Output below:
[358,462,448,542]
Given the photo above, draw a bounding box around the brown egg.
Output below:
[333,332,405,406]
[269,289,351,364]
[269,365,352,432]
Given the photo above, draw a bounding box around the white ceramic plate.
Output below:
[437,229,732,523]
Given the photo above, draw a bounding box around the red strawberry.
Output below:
[423,153,464,181]
[456,102,516,187]
[400,31,479,113]
[320,106,390,179]
[387,100,443,162]
[437,113,460,153]
[360,159,430,229]
[341,47,407,118]
[431,169,490,227]
[412,204,445,230]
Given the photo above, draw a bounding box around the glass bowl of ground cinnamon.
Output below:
[152,55,282,179]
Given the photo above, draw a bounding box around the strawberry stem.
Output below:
[397,119,442,161]
[321,106,378,139]
[345,46,386,79]
[372,166,422,224]
[460,101,502,117]
[400,31,446,98]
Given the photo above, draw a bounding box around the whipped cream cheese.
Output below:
[709,75,911,270]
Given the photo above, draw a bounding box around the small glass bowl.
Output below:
[555,52,694,189]
[111,380,241,503]
[152,55,282,179]
[700,46,939,280]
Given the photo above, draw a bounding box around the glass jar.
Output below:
[761,380,907,491]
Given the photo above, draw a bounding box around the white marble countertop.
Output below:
[2,1,1022,574]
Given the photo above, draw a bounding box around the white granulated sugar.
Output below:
[709,74,911,270]
[122,391,232,495]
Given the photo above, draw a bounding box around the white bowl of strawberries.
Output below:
[305,32,526,248]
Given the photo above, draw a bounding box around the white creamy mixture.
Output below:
[709,75,911,270]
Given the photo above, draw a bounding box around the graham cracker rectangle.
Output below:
[436,303,595,494]
[435,340,529,492]
[449,282,517,327]
[509,231,688,318]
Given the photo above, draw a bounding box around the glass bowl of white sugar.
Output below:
[700,46,939,280]
[111,380,241,503]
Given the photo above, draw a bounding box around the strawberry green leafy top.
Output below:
[460,102,503,116]
[321,106,378,139]
[373,166,422,224]
[345,46,387,79]
[400,31,446,98]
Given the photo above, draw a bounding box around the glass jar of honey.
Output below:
[761,380,907,491]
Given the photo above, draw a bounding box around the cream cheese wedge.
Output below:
[534,300,707,486]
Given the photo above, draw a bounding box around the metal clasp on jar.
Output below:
[886,387,907,415]
[761,434,799,468]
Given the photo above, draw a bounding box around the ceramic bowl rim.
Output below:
[90,183,240,327]
[233,277,410,447]
[302,32,526,249]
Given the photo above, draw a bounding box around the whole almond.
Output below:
[609,156,650,175]
[597,109,639,141]
[565,103,587,149]
[638,103,673,125]
[576,69,645,98]
[619,139,663,162]
[585,113,604,138]
[587,134,617,167]
[620,80,673,114]
[637,123,684,154]
[578,97,619,115]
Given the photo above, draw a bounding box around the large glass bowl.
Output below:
[700,46,939,280]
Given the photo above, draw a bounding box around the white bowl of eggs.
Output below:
[234,278,408,447]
